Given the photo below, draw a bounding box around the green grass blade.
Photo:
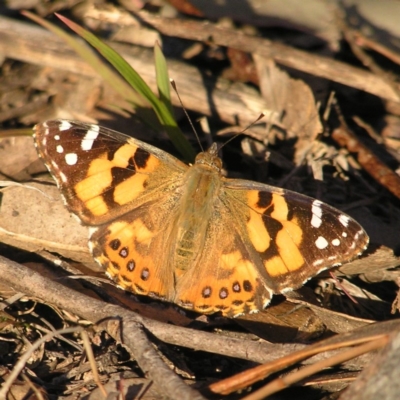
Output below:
[56,14,196,161]
[154,42,174,116]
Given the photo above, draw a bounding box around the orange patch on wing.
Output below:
[281,218,303,246]
[113,145,160,205]
[246,209,271,252]
[75,158,113,202]
[130,218,154,245]
[113,144,137,167]
[265,255,289,276]
[247,190,266,211]
[106,220,154,246]
[220,250,254,274]
[270,193,289,221]
[113,174,148,205]
[108,221,134,242]
[247,191,290,221]
[277,235,304,272]
[86,196,109,216]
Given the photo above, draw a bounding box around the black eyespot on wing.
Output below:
[109,239,121,250]
[232,282,241,292]
[243,280,253,292]
[140,268,150,281]
[119,247,129,258]
[202,286,212,298]
[127,260,135,271]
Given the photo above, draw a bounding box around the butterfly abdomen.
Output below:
[171,161,222,276]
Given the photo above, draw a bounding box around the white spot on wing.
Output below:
[88,226,98,236]
[332,262,342,267]
[313,259,324,266]
[59,121,72,131]
[105,271,112,279]
[81,125,100,151]
[311,200,323,228]
[339,214,350,227]
[65,153,78,165]
[342,232,348,238]
[332,238,341,246]
[315,236,329,249]
[54,135,60,141]
[56,145,64,153]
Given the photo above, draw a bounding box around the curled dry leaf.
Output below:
[253,55,323,165]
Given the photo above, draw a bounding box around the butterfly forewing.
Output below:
[224,183,368,293]
[34,120,187,225]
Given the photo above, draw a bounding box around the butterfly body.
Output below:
[33,120,369,317]
[172,146,222,271]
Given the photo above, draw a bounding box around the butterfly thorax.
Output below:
[194,143,223,172]
[171,148,223,277]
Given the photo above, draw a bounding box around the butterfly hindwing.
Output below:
[173,195,273,316]
[89,198,181,301]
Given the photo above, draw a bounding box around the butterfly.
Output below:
[33,120,369,317]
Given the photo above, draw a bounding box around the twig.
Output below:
[332,126,400,200]
[137,11,400,103]
[241,336,388,400]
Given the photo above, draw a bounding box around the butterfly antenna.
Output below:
[170,79,204,152]
[219,112,265,151]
